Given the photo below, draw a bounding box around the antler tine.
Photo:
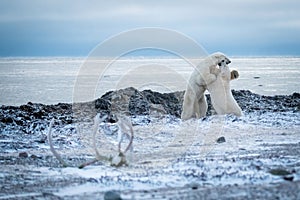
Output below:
[117,115,134,154]
[123,118,134,154]
[92,113,108,160]
[47,119,68,167]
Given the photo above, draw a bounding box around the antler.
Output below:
[92,114,109,160]
[47,119,68,167]
[48,113,134,168]
[111,115,134,167]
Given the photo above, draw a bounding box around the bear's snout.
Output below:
[218,59,230,66]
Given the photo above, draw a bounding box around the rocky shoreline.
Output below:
[1,87,299,132]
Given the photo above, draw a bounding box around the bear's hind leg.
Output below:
[197,95,208,118]
[181,91,196,120]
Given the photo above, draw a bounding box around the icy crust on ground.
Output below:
[0,87,300,199]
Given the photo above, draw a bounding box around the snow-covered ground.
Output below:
[0,88,299,199]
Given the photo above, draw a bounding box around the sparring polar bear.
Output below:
[207,61,242,116]
[181,52,231,120]
[186,69,240,120]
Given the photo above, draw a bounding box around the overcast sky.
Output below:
[0,0,299,56]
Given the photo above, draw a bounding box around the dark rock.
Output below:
[192,186,198,190]
[191,184,199,190]
[142,90,182,117]
[104,190,122,200]
[216,136,226,143]
[57,103,70,110]
[269,169,292,176]
[129,91,150,115]
[185,182,200,190]
[33,110,45,119]
[20,105,33,113]
[30,154,42,159]
[14,119,23,126]
[292,92,300,99]
[1,117,14,123]
[19,152,29,158]
[95,98,111,111]
[283,175,294,181]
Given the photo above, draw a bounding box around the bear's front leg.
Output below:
[204,65,220,85]
[219,62,230,80]
[204,73,218,85]
[209,65,221,76]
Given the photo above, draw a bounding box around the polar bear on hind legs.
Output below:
[207,61,242,116]
[194,69,240,119]
[181,52,231,120]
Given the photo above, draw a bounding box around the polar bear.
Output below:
[181,52,231,120]
[207,61,242,116]
[193,69,240,119]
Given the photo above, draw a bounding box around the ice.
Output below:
[1,57,300,106]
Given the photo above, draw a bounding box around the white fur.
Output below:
[207,63,242,116]
[181,52,230,120]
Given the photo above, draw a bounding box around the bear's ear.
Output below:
[231,70,239,80]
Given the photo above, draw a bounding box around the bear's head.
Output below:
[210,52,231,66]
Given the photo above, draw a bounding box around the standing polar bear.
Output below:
[207,61,242,116]
[181,52,241,120]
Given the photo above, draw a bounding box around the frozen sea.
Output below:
[0,56,299,106]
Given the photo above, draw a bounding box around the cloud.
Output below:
[0,0,300,56]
